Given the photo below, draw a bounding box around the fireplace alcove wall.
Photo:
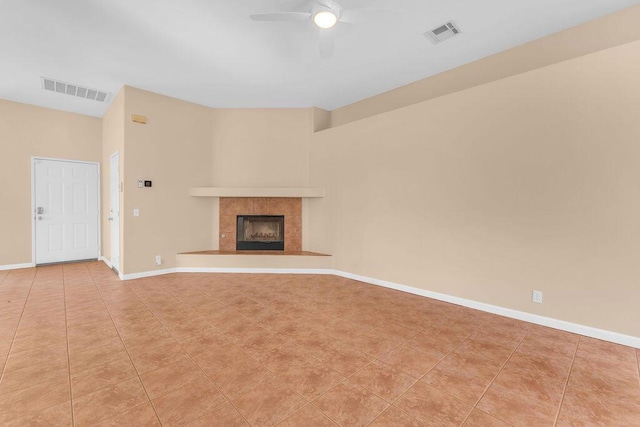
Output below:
[219,197,302,251]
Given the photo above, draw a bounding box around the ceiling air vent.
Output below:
[424,21,461,44]
[41,77,110,103]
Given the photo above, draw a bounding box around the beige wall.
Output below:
[0,99,102,266]
[101,89,125,267]
[331,3,640,127]
[211,108,311,187]
[309,40,640,337]
[121,87,214,274]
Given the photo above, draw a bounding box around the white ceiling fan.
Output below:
[250,0,401,58]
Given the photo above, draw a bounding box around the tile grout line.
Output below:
[261,331,352,425]
[258,341,347,424]
[158,277,329,426]
[67,269,144,417]
[307,376,360,426]
[418,319,490,375]
[178,281,319,424]
[160,285,315,382]
[349,350,420,425]
[637,349,640,392]
[456,324,532,427]
[85,263,164,426]
[157,277,263,425]
[359,316,495,426]
[1,268,71,424]
[358,363,416,427]
[398,316,494,423]
[274,401,340,427]
[61,264,76,427]
[121,275,254,426]
[552,335,580,426]
[162,279,358,425]
[0,269,37,389]
[274,316,398,422]
[415,317,498,426]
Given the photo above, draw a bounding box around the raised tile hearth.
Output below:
[176,250,332,270]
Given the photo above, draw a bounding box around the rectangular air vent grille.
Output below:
[425,21,461,44]
[41,77,110,103]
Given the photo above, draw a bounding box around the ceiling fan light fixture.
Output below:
[313,10,337,28]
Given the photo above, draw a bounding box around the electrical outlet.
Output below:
[532,290,543,304]
[155,255,162,266]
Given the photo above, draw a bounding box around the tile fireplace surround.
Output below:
[219,197,302,251]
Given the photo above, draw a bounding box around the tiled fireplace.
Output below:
[219,197,302,251]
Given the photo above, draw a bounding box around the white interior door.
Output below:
[34,158,99,265]
[109,152,120,272]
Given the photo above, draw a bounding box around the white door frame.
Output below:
[109,151,121,273]
[31,156,101,266]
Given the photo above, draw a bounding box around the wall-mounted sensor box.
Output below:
[131,114,147,124]
[144,181,152,187]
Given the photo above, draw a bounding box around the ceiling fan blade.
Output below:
[250,12,311,22]
[318,29,334,59]
[340,8,403,24]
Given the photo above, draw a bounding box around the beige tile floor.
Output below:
[0,262,639,426]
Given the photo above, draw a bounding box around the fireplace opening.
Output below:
[236,215,285,251]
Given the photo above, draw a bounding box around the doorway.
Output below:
[33,158,100,265]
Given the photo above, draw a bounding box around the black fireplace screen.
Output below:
[236,215,284,250]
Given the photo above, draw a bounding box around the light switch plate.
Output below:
[133,209,139,217]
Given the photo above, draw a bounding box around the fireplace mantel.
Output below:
[189,187,324,198]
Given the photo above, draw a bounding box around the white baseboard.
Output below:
[99,264,640,349]
[175,267,334,275]
[119,267,333,280]
[119,268,177,281]
[100,256,112,269]
[331,270,640,349]
[0,262,34,271]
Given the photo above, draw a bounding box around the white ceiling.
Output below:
[1,0,638,118]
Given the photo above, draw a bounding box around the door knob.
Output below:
[108,217,113,222]
[37,216,43,220]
